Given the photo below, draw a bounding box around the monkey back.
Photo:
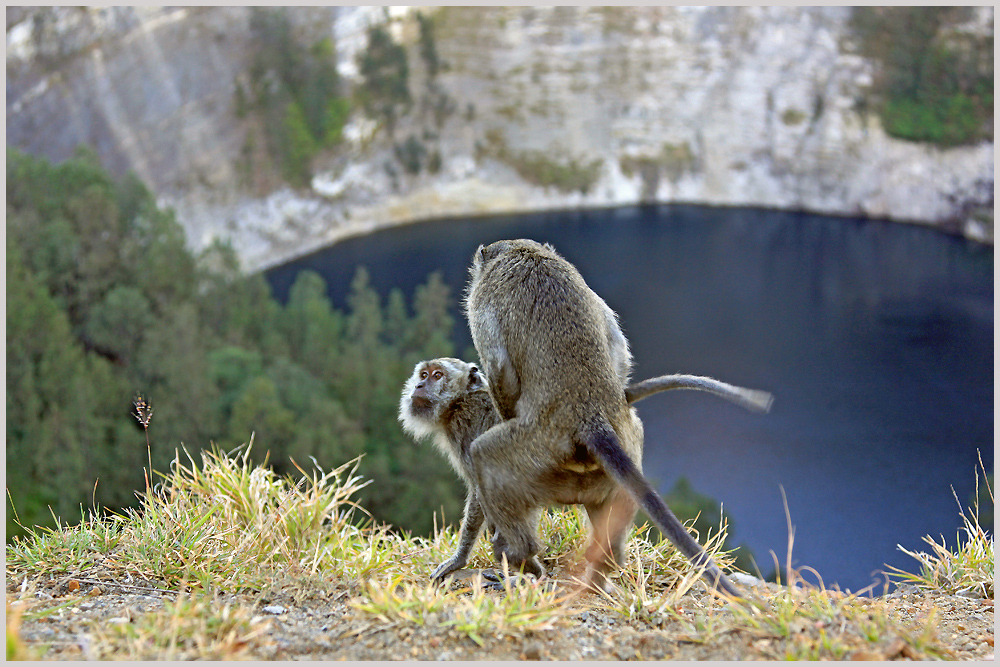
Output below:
[465,239,640,461]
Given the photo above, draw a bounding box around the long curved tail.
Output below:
[626,374,773,413]
[586,422,743,599]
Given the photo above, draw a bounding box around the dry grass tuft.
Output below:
[888,453,994,599]
[90,592,271,660]
[593,516,737,622]
[7,438,384,592]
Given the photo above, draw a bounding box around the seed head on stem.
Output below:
[133,395,153,430]
[133,394,153,493]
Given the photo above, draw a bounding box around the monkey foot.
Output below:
[437,568,541,592]
[479,569,509,591]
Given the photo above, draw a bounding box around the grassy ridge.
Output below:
[6,445,992,660]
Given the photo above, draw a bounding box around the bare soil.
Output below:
[7,570,995,661]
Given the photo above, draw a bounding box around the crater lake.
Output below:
[266,204,993,593]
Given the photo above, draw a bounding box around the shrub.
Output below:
[240,8,351,188]
[850,7,993,146]
[357,24,411,132]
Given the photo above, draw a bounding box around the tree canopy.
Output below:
[6,147,465,539]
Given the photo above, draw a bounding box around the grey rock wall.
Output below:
[6,6,993,271]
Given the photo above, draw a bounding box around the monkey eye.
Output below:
[419,370,428,379]
[432,370,444,380]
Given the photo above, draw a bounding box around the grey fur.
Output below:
[400,357,772,586]
[459,239,742,596]
[626,374,773,413]
[399,357,496,578]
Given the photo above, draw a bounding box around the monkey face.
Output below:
[409,363,447,417]
[406,359,485,417]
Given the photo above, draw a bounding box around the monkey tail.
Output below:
[585,421,743,599]
[625,374,774,413]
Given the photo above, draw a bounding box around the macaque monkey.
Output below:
[403,238,765,597]
[400,356,770,591]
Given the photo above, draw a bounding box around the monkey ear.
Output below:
[467,366,486,391]
[470,244,487,275]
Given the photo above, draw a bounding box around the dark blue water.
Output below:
[266,205,994,593]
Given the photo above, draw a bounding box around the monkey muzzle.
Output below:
[409,394,434,416]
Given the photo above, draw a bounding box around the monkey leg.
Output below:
[583,487,638,592]
[465,420,551,578]
[488,506,545,578]
[432,490,486,581]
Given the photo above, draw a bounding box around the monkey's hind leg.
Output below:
[488,506,545,579]
[583,487,638,592]
[466,420,550,579]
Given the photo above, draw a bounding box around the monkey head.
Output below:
[467,239,560,295]
[398,357,487,440]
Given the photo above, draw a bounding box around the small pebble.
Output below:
[616,647,637,660]
[263,605,287,615]
[955,590,982,600]
[851,650,883,661]
[523,642,542,660]
[889,585,916,598]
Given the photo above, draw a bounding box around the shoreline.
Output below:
[247,199,994,274]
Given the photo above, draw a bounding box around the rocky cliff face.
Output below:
[7,6,993,271]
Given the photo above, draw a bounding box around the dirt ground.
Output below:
[7,570,995,661]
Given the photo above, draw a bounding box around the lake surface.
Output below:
[266,205,994,593]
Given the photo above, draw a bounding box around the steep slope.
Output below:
[7,7,993,270]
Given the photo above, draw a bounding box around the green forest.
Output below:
[6,147,468,540]
[6,147,755,573]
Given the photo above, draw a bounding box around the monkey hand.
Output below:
[431,557,467,582]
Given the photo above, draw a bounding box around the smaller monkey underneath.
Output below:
[399,357,772,586]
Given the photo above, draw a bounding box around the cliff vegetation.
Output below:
[850,7,993,147]
[6,7,994,270]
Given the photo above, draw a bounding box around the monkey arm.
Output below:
[472,308,522,420]
[625,374,774,413]
[431,490,486,581]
